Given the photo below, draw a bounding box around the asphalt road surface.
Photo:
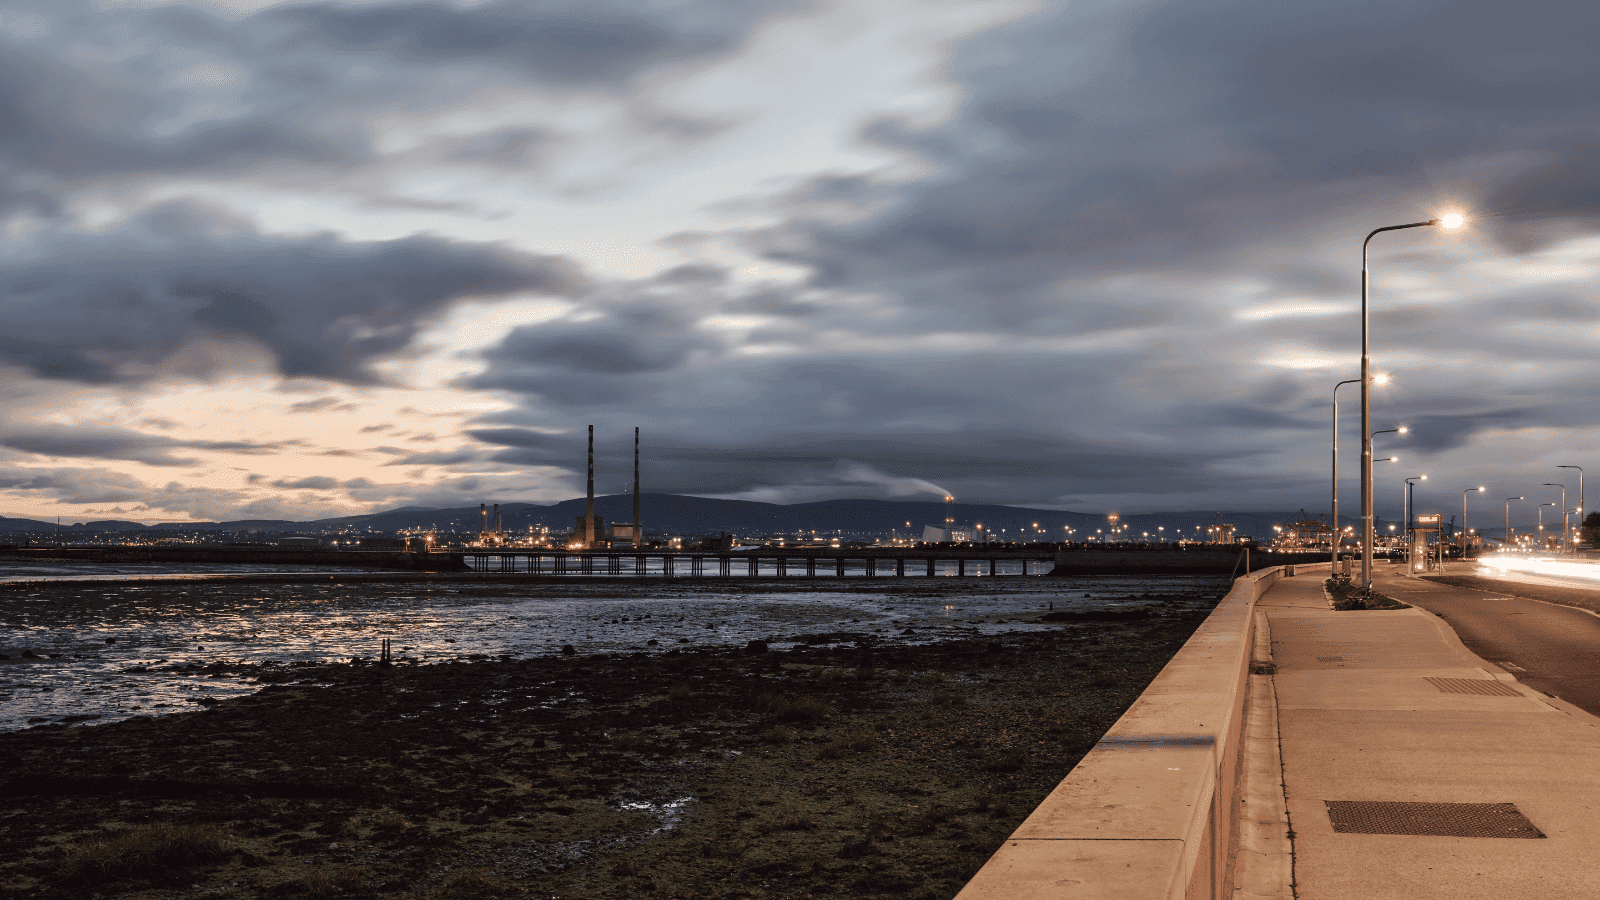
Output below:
[1377,569,1600,718]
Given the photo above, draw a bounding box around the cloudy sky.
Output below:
[0,0,1595,526]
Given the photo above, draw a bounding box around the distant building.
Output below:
[922,525,979,542]
[570,514,605,548]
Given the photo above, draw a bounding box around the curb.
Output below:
[1229,610,1293,899]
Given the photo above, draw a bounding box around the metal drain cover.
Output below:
[1324,801,1544,838]
[1425,677,1522,697]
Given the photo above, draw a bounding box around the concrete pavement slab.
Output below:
[1253,571,1600,899]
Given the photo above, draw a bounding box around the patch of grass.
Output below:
[818,667,854,685]
[980,749,1027,773]
[755,813,817,834]
[608,858,644,878]
[853,666,877,681]
[907,805,954,835]
[294,867,370,899]
[1326,578,1409,610]
[817,729,879,759]
[666,682,695,703]
[914,671,951,684]
[56,822,233,884]
[759,724,797,744]
[889,668,911,684]
[610,731,649,751]
[930,688,968,708]
[549,770,579,789]
[756,692,831,723]
[435,870,512,898]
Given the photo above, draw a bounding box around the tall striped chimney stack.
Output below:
[633,427,641,546]
[585,425,595,545]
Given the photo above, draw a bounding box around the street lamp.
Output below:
[1361,215,1463,590]
[1558,466,1584,544]
[1543,484,1567,554]
[1506,497,1523,549]
[1332,378,1395,566]
[1539,502,1557,551]
[1405,475,1427,571]
[1462,487,1485,559]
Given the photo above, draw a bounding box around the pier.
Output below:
[461,546,1058,576]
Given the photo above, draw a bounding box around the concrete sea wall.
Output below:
[1049,549,1327,575]
[956,563,1298,899]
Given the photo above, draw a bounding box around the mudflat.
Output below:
[0,604,1213,900]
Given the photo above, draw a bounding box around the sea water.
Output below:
[0,573,1230,732]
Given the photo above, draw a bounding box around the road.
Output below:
[1373,565,1600,718]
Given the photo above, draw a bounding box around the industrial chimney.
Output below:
[480,503,487,539]
[493,503,501,537]
[633,427,641,546]
[585,425,595,545]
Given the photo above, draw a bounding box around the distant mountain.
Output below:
[2,497,1390,541]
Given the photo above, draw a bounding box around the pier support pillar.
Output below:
[635,555,645,576]
[896,558,906,577]
[807,558,816,576]
[719,556,731,577]
[748,557,758,576]
[927,558,935,576]
[836,557,845,576]
[958,558,965,576]
[989,558,997,576]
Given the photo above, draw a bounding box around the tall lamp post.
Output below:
[1361,214,1463,590]
[1558,465,1584,550]
[1332,377,1361,568]
[1539,502,1556,551]
[1506,496,1523,550]
[1404,475,1427,572]
[1543,484,1567,554]
[1462,486,1485,558]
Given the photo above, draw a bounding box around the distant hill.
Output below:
[0,497,1393,541]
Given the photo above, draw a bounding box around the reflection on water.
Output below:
[0,570,1229,732]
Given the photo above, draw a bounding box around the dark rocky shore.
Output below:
[0,602,1216,900]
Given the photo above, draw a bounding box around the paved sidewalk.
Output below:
[1256,569,1600,899]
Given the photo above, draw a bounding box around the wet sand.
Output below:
[0,603,1214,900]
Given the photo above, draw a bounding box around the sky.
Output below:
[0,0,1596,528]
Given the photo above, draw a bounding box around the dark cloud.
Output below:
[0,466,148,505]
[379,449,484,467]
[289,397,356,414]
[0,427,284,467]
[0,209,584,383]
[272,476,339,490]
[470,302,717,403]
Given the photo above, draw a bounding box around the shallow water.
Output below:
[0,574,1229,732]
